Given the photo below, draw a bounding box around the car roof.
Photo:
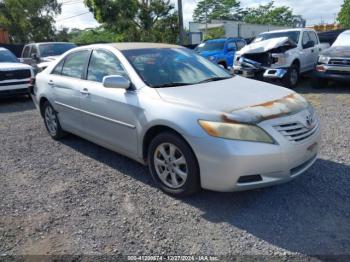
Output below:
[26,42,76,46]
[105,42,182,51]
[205,38,242,42]
[340,30,350,35]
[261,28,310,34]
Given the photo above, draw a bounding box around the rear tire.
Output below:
[148,132,200,197]
[43,101,66,140]
[282,63,299,88]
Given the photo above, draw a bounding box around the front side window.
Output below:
[0,49,19,63]
[236,41,246,50]
[227,42,236,51]
[122,48,231,88]
[39,43,77,57]
[52,59,65,75]
[61,50,90,79]
[87,50,128,83]
[196,42,225,52]
[302,32,311,47]
[22,46,31,58]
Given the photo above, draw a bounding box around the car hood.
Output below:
[238,37,291,55]
[0,62,32,71]
[322,46,350,57]
[156,76,309,124]
[198,50,222,57]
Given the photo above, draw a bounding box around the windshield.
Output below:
[39,43,76,57]
[122,48,231,88]
[195,41,225,52]
[332,33,350,47]
[253,31,300,44]
[0,49,19,63]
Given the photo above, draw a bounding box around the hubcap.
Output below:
[290,68,298,86]
[44,106,58,135]
[153,143,188,189]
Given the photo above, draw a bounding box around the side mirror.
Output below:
[103,75,130,89]
[31,53,39,61]
[303,40,315,49]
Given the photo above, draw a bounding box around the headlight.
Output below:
[271,53,288,65]
[318,55,330,64]
[208,56,216,61]
[198,120,275,144]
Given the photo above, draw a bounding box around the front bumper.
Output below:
[233,65,287,80]
[313,64,350,82]
[0,80,32,97]
[185,110,321,192]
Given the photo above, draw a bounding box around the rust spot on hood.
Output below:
[224,93,309,124]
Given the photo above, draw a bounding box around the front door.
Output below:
[79,49,139,156]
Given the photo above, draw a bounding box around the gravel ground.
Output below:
[0,79,349,260]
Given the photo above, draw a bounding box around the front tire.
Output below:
[282,64,299,88]
[43,101,66,140]
[148,132,200,197]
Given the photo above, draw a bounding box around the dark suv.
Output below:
[312,30,350,87]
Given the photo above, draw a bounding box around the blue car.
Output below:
[195,38,246,69]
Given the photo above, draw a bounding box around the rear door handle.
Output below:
[80,88,89,95]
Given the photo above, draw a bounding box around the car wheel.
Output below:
[311,77,328,88]
[148,132,200,197]
[282,64,299,88]
[43,101,66,140]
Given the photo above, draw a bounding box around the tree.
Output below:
[84,0,178,42]
[70,27,124,45]
[0,0,61,43]
[193,0,243,23]
[337,0,350,28]
[243,1,294,26]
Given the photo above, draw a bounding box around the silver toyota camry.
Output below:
[33,43,320,197]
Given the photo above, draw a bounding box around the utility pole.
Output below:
[205,0,208,40]
[178,0,185,45]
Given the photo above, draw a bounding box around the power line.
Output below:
[56,11,90,21]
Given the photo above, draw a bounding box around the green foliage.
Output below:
[204,27,225,40]
[84,0,178,43]
[337,0,350,28]
[69,28,124,45]
[0,0,61,43]
[243,1,294,26]
[193,0,243,23]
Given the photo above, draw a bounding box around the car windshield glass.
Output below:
[0,49,18,62]
[195,42,225,52]
[122,48,232,88]
[253,31,300,44]
[332,33,350,47]
[39,43,76,57]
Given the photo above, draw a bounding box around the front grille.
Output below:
[0,69,31,81]
[243,53,272,66]
[274,118,319,143]
[329,58,350,66]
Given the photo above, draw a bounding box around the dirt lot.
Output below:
[0,78,349,260]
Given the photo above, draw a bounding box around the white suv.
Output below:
[0,48,34,97]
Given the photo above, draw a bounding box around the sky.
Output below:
[55,0,344,30]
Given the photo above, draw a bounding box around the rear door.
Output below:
[49,50,91,133]
[307,31,320,66]
[79,49,139,155]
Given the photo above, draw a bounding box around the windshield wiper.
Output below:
[198,76,232,84]
[153,82,195,88]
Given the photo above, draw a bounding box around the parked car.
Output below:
[0,47,34,97]
[195,38,246,69]
[312,30,350,87]
[21,42,76,72]
[233,29,330,87]
[33,43,320,197]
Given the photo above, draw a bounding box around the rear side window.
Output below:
[52,59,65,75]
[236,41,246,50]
[308,31,319,44]
[61,50,90,79]
[87,50,128,83]
[22,46,31,58]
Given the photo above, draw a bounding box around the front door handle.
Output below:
[80,88,89,95]
[48,80,54,87]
